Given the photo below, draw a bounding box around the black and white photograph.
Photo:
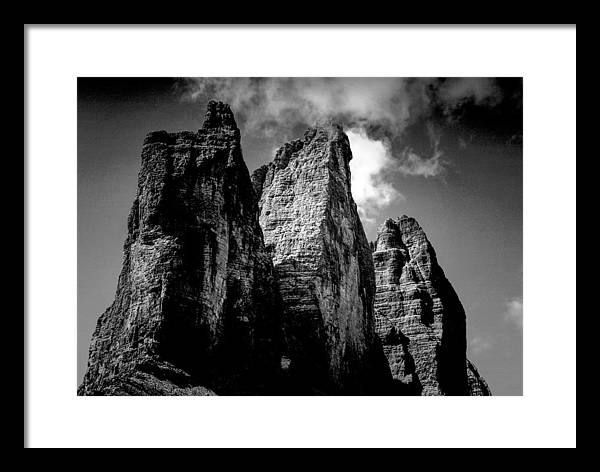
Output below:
[25,25,576,448]
[77,77,523,397]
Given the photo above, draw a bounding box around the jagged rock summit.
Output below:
[372,216,490,395]
[201,100,238,131]
[79,100,283,396]
[252,123,391,394]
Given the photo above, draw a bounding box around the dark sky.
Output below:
[78,77,522,394]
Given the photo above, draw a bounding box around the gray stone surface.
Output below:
[79,101,283,396]
[252,123,391,394]
[372,216,487,395]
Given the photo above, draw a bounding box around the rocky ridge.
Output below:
[80,101,490,396]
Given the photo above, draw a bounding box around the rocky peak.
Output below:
[270,121,349,169]
[310,120,347,141]
[376,218,403,251]
[252,124,391,394]
[202,99,238,131]
[373,216,482,395]
[376,216,426,247]
[79,101,282,396]
[253,122,353,209]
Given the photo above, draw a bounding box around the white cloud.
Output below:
[179,77,504,138]
[179,77,417,139]
[177,77,502,185]
[397,123,445,177]
[399,149,444,177]
[346,122,446,226]
[347,129,403,226]
[504,297,523,329]
[437,77,503,112]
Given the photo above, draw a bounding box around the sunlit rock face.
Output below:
[372,216,484,396]
[79,101,283,396]
[252,123,391,394]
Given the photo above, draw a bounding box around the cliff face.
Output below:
[79,101,283,396]
[372,216,487,395]
[252,123,391,394]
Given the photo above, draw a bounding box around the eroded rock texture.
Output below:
[79,101,283,396]
[252,123,391,394]
[373,216,488,395]
[467,359,491,396]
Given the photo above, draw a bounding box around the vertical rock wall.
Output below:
[372,216,474,395]
[252,123,391,394]
[79,101,282,395]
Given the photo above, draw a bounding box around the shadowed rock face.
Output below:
[373,216,487,395]
[252,123,391,394]
[79,101,283,396]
